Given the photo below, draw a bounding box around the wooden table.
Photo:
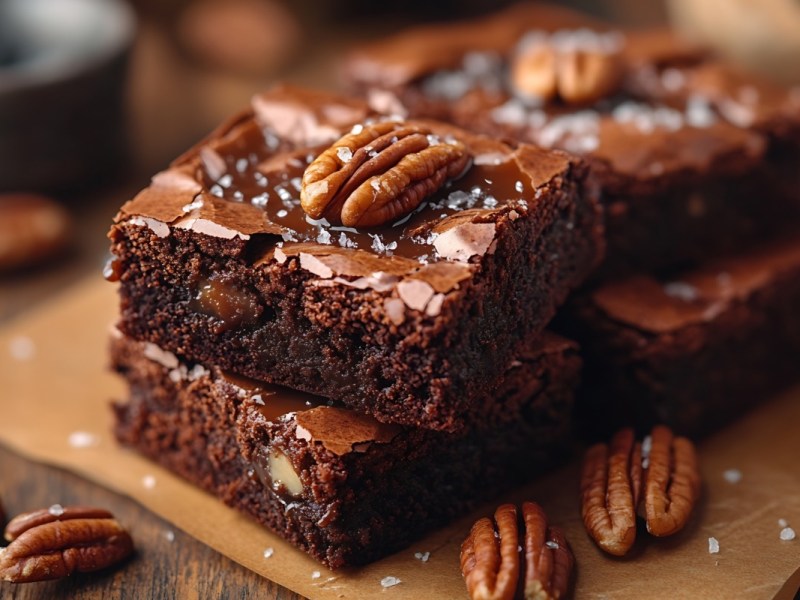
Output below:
[0,446,303,599]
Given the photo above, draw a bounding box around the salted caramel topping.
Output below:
[189,117,532,263]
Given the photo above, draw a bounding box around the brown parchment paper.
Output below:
[1,278,798,599]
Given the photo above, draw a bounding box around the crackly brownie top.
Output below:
[114,84,578,309]
[346,3,800,182]
[589,236,800,334]
[136,330,575,456]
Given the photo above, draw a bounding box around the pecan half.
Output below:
[300,120,471,227]
[644,425,701,537]
[511,31,624,105]
[580,428,642,556]
[460,502,574,600]
[0,505,133,583]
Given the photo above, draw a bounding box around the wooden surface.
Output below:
[0,445,303,599]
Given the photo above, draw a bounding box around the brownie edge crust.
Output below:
[111,331,580,568]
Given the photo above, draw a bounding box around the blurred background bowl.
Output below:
[0,0,136,193]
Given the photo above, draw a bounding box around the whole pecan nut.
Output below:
[300,120,471,227]
[580,425,701,555]
[460,502,573,600]
[0,505,134,583]
[643,425,701,537]
[511,31,624,105]
[580,428,642,556]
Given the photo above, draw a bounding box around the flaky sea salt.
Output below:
[218,174,233,188]
[708,537,720,554]
[142,475,156,489]
[68,431,100,448]
[316,229,332,245]
[336,147,353,163]
[311,571,321,580]
[664,281,699,302]
[263,548,274,559]
[338,232,357,248]
[780,527,796,541]
[545,541,560,550]
[164,530,175,543]
[414,551,430,562]
[381,576,402,588]
[9,335,35,361]
[48,504,65,516]
[642,435,652,458]
[252,193,269,208]
[686,95,717,128]
[778,518,789,528]
[723,469,742,484]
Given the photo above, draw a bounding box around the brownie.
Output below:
[345,3,800,275]
[111,331,581,568]
[107,84,603,432]
[559,236,800,439]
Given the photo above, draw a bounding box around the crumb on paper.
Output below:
[722,469,742,484]
[263,548,274,559]
[708,537,720,554]
[414,551,430,562]
[164,530,175,543]
[48,504,65,516]
[381,576,402,588]
[311,571,321,580]
[780,527,796,541]
[142,475,156,489]
[68,431,100,448]
[778,518,789,528]
[9,335,35,361]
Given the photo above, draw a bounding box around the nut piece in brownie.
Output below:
[345,3,800,274]
[111,331,580,568]
[107,84,603,433]
[560,236,800,438]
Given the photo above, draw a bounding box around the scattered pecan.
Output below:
[511,32,624,105]
[580,428,642,556]
[300,120,471,227]
[460,502,573,600]
[0,505,133,583]
[644,425,701,537]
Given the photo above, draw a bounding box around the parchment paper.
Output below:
[1,278,798,599]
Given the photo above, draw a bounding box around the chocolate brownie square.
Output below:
[345,3,800,275]
[560,236,800,438]
[107,84,603,432]
[111,331,581,568]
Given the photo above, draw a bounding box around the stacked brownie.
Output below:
[345,3,800,436]
[107,85,603,565]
